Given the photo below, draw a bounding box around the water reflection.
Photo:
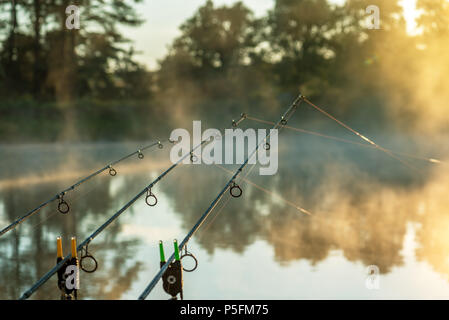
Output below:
[0,133,448,299]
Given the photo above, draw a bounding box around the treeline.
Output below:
[0,0,448,142]
[156,0,449,133]
[0,0,151,101]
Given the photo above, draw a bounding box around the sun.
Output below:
[399,0,422,35]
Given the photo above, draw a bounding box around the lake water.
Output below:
[1,128,449,300]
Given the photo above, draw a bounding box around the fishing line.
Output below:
[19,120,244,300]
[190,120,270,238]
[247,116,445,165]
[189,130,254,237]
[197,192,233,239]
[0,140,167,238]
[301,98,422,173]
[214,164,312,216]
[194,163,257,238]
[18,139,202,300]
[26,209,59,233]
[197,161,286,240]
[137,94,304,300]
[232,113,248,128]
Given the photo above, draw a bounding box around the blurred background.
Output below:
[1,0,449,299]
[1,0,448,141]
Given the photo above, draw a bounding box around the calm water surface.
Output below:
[1,130,449,299]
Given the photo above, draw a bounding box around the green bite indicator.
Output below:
[159,241,165,263]
[174,239,180,261]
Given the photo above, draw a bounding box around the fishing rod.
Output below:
[0,140,166,238]
[213,164,312,216]
[301,97,421,173]
[246,116,445,165]
[18,117,250,300]
[137,94,304,300]
[18,137,205,300]
[193,160,311,241]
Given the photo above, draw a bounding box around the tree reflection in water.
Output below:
[0,134,448,299]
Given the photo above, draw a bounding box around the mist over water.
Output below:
[1,0,449,301]
[1,128,448,299]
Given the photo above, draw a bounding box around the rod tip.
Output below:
[430,158,441,164]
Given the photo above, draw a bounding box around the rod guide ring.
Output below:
[181,253,198,272]
[230,182,242,198]
[80,244,98,273]
[145,188,158,207]
[57,193,70,214]
[190,152,198,163]
[80,254,98,273]
[264,142,270,150]
[108,166,117,176]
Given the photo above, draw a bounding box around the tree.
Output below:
[263,0,338,93]
[171,0,255,72]
[417,0,449,38]
[0,0,149,102]
[45,0,146,103]
[155,0,265,124]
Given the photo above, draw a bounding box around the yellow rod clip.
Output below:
[71,237,77,259]
[57,236,63,259]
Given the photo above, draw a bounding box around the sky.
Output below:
[120,0,274,70]
[121,0,419,70]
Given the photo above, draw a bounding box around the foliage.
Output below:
[1,0,448,141]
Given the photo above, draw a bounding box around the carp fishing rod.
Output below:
[0,140,166,238]
[138,92,438,300]
[18,137,204,300]
[139,92,446,300]
[18,115,255,300]
[246,116,445,165]
[138,95,430,300]
[137,94,304,300]
[301,97,422,172]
